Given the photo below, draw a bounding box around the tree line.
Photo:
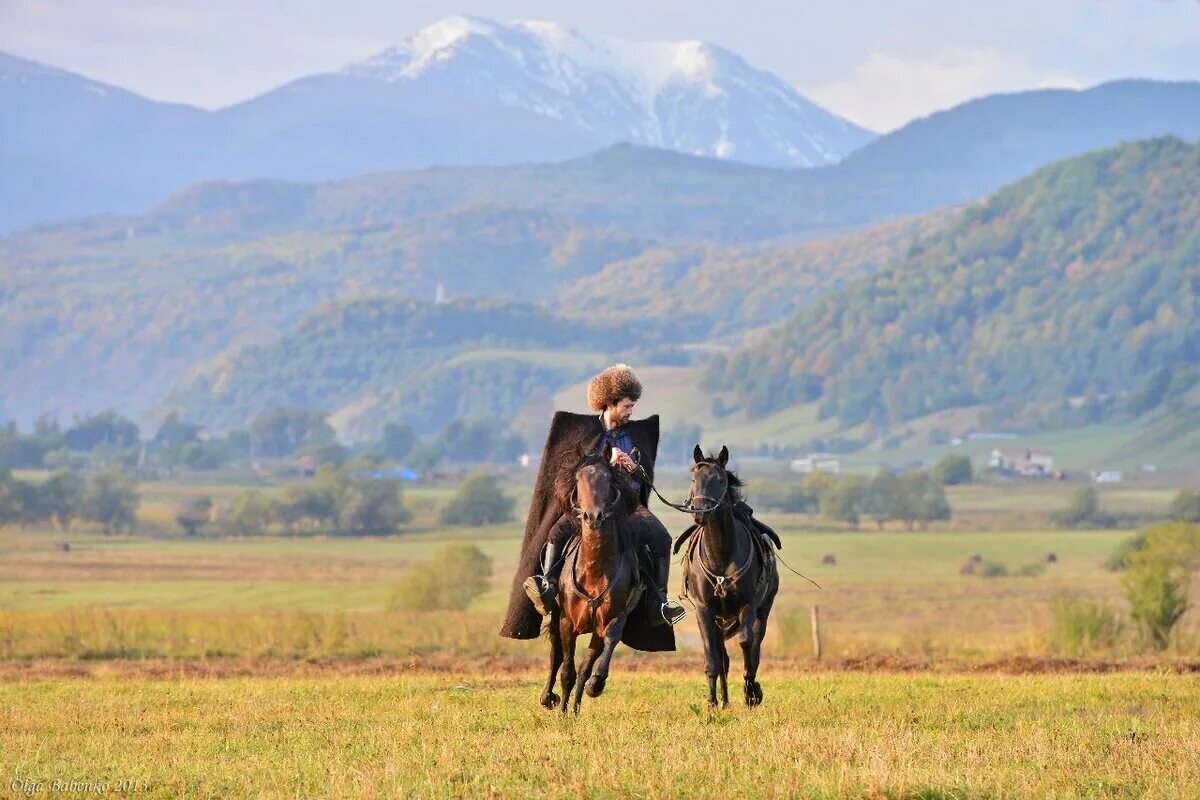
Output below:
[754,455,969,530]
[0,468,138,533]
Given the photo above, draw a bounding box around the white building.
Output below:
[789,453,841,475]
[989,447,1055,478]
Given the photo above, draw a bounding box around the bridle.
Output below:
[569,472,625,530]
[686,461,730,519]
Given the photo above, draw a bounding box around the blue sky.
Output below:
[3,0,1198,131]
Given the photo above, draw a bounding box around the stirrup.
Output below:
[659,600,687,626]
[523,576,557,616]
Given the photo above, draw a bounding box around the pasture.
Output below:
[3,670,1199,798]
[2,474,1198,797]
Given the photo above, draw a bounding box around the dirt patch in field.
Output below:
[3,654,1200,681]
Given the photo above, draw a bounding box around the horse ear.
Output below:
[693,444,704,463]
[718,445,729,467]
[603,440,613,463]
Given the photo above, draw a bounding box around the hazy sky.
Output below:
[3,0,1199,131]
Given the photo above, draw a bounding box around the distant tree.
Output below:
[337,476,411,535]
[64,411,140,452]
[277,474,339,534]
[1054,487,1117,529]
[300,441,349,469]
[863,470,901,529]
[40,470,85,530]
[381,422,416,462]
[932,454,973,485]
[822,476,866,530]
[896,471,951,530]
[176,496,213,537]
[221,491,276,537]
[441,471,515,526]
[250,408,336,458]
[80,468,139,534]
[1168,490,1200,524]
[153,412,202,450]
[0,468,15,524]
[406,442,442,475]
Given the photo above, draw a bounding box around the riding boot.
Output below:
[523,536,566,616]
[651,551,687,626]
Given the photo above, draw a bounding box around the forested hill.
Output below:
[161,296,622,438]
[709,137,1200,428]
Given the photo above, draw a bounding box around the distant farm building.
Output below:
[989,447,1055,478]
[789,453,841,475]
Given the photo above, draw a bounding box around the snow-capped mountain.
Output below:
[341,15,875,167]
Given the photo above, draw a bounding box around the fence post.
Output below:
[811,605,822,661]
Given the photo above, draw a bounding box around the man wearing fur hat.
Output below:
[499,364,685,650]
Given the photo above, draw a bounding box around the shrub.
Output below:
[392,543,493,611]
[1122,552,1189,650]
[977,560,1009,578]
[1051,593,1124,656]
[1013,562,1047,578]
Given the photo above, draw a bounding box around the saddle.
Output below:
[562,535,645,616]
[675,517,777,635]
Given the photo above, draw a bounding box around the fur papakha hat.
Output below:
[587,363,642,412]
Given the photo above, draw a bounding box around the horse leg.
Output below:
[718,636,730,709]
[558,617,578,716]
[739,605,763,707]
[574,632,603,713]
[695,607,722,709]
[540,611,564,710]
[748,600,772,706]
[585,616,626,698]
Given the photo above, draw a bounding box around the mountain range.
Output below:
[0,16,872,234]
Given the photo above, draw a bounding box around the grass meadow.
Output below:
[2,475,1199,797]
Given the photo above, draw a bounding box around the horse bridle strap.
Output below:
[689,522,754,599]
[570,483,624,528]
[635,462,728,516]
[567,537,629,628]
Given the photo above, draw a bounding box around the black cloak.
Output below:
[498,411,675,652]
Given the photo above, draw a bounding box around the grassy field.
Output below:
[2,670,1198,798]
[1,515,1196,662]
[3,476,1200,798]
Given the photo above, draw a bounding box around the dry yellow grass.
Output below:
[2,670,1198,798]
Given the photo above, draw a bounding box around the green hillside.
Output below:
[162,297,620,437]
[710,137,1200,431]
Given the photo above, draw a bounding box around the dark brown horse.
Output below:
[540,443,642,715]
[680,445,778,708]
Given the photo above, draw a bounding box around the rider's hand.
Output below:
[610,447,636,471]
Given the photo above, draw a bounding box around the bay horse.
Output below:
[540,442,643,715]
[679,445,778,708]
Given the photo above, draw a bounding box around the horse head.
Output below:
[559,443,636,531]
[688,444,741,525]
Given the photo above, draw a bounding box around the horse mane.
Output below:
[555,449,639,517]
[692,453,746,505]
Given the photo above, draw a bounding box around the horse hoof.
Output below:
[745,681,763,706]
[540,692,560,710]
[584,676,606,698]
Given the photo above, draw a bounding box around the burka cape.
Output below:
[499,411,675,652]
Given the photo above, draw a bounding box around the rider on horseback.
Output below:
[522,364,687,627]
